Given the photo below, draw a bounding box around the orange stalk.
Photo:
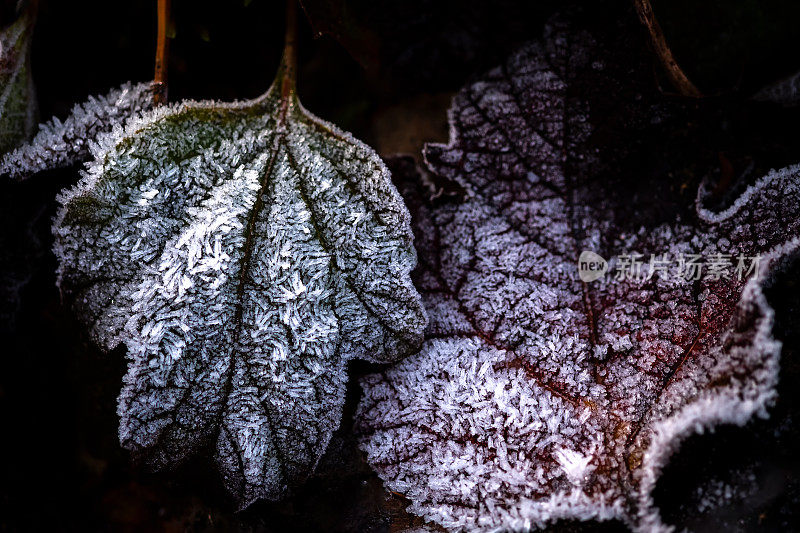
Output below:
[153,0,171,104]
[634,0,702,98]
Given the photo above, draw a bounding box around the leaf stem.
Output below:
[153,0,171,104]
[633,0,702,98]
[280,0,298,98]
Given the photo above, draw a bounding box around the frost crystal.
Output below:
[0,7,36,153]
[355,18,800,531]
[53,77,426,506]
[1,81,155,179]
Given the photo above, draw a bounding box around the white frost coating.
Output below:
[356,25,800,531]
[554,446,596,486]
[633,236,800,531]
[1,81,155,179]
[52,80,426,507]
[697,163,800,224]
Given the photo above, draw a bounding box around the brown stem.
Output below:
[279,0,298,98]
[634,0,702,98]
[153,0,171,104]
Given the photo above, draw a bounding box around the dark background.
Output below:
[2,0,800,531]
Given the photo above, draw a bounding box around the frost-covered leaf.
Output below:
[0,4,36,153]
[355,16,800,532]
[1,81,155,180]
[754,69,800,107]
[53,56,426,508]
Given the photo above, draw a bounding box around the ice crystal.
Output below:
[53,74,426,507]
[355,17,800,531]
[1,81,155,180]
[0,6,36,153]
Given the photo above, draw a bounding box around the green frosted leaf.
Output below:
[1,82,155,180]
[53,62,427,507]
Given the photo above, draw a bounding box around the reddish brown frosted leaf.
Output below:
[355,15,800,532]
